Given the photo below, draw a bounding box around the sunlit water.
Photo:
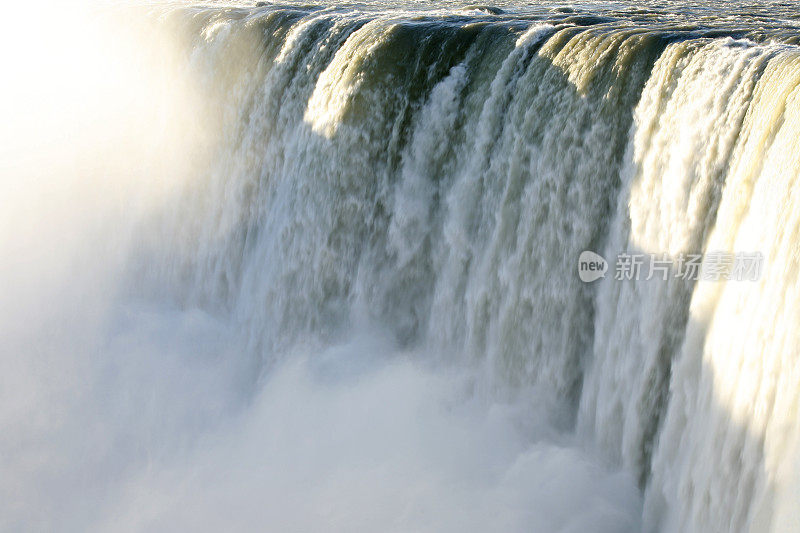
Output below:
[1,1,799,532]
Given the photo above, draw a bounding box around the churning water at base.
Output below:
[2,1,800,532]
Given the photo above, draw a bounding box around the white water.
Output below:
[1,3,799,532]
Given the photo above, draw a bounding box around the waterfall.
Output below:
[2,2,799,532]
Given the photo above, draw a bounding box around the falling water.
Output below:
[2,1,799,532]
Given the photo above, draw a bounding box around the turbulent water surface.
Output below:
[1,1,800,532]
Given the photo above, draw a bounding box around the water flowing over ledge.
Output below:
[2,2,799,532]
